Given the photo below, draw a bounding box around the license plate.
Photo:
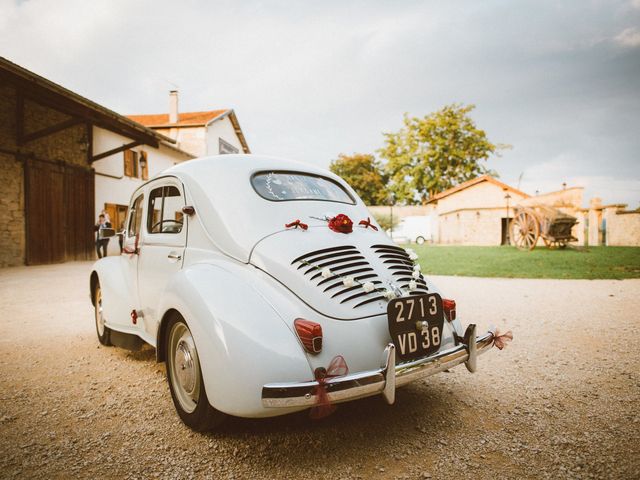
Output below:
[387,293,444,361]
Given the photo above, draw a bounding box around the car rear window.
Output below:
[251,171,355,204]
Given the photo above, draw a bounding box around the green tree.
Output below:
[329,153,389,205]
[378,104,507,205]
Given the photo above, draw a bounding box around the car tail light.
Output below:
[443,299,456,322]
[294,318,322,354]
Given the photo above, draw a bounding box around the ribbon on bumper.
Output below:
[358,217,378,231]
[309,355,349,420]
[285,219,308,231]
[492,329,513,350]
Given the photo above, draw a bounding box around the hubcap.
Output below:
[168,323,201,413]
[175,340,197,394]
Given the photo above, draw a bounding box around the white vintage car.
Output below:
[90,155,496,430]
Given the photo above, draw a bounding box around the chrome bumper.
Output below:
[262,324,495,408]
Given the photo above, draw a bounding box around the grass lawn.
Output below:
[413,245,640,279]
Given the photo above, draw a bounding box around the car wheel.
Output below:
[165,315,225,431]
[94,282,111,346]
[416,236,426,245]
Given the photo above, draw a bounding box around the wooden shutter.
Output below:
[123,150,134,177]
[104,203,117,226]
[140,151,149,180]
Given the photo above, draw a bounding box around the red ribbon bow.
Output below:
[310,355,349,420]
[327,214,353,234]
[285,219,308,230]
[492,329,513,350]
[122,234,139,257]
[358,217,378,231]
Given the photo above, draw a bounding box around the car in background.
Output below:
[389,215,433,244]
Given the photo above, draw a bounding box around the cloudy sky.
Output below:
[2,0,639,206]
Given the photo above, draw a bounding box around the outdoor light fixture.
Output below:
[139,152,147,170]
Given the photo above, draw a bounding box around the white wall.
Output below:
[92,126,191,221]
[206,116,244,155]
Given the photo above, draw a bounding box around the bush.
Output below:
[372,212,400,231]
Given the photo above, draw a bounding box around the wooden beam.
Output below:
[22,117,83,144]
[90,141,141,163]
[16,88,24,146]
[0,72,160,149]
[86,122,93,164]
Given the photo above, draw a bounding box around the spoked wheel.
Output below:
[512,211,540,251]
[94,282,111,346]
[165,315,225,431]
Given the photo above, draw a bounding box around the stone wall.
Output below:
[604,207,640,246]
[439,208,505,245]
[0,85,25,267]
[0,83,90,267]
[0,152,24,267]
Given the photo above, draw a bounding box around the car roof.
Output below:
[156,155,366,263]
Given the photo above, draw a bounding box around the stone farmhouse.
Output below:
[0,57,250,267]
[370,175,639,246]
[127,90,250,158]
[425,175,529,245]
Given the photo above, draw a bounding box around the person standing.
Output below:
[95,214,112,258]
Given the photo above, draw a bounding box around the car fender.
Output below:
[158,261,313,418]
[90,257,137,331]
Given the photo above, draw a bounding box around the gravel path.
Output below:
[1,262,638,479]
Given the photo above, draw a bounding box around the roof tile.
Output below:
[127,109,229,127]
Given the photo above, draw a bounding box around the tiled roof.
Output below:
[426,175,530,204]
[126,109,229,128]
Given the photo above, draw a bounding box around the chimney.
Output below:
[169,90,179,124]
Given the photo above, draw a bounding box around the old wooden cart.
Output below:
[511,205,578,250]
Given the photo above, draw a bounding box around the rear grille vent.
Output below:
[291,246,385,309]
[371,244,429,295]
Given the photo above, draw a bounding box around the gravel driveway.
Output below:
[1,262,638,479]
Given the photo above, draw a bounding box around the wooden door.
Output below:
[25,158,65,265]
[104,203,129,232]
[25,158,95,265]
[64,165,95,261]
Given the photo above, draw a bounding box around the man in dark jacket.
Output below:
[95,214,112,258]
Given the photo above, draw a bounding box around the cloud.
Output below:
[614,27,640,47]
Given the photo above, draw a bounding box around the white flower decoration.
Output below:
[413,264,421,272]
[362,282,375,293]
[412,270,421,279]
[321,267,333,279]
[407,251,418,261]
[383,289,397,300]
[408,280,417,291]
[342,276,355,288]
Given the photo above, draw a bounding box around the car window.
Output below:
[251,171,355,204]
[147,185,184,234]
[127,194,144,237]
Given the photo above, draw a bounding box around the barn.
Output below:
[0,57,177,267]
[426,175,530,245]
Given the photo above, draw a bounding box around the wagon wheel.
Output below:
[512,211,540,250]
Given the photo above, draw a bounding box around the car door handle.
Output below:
[167,252,182,261]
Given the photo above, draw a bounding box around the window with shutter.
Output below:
[140,151,149,180]
[123,150,133,177]
[123,150,140,178]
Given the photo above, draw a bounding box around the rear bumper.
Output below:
[262,324,494,408]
